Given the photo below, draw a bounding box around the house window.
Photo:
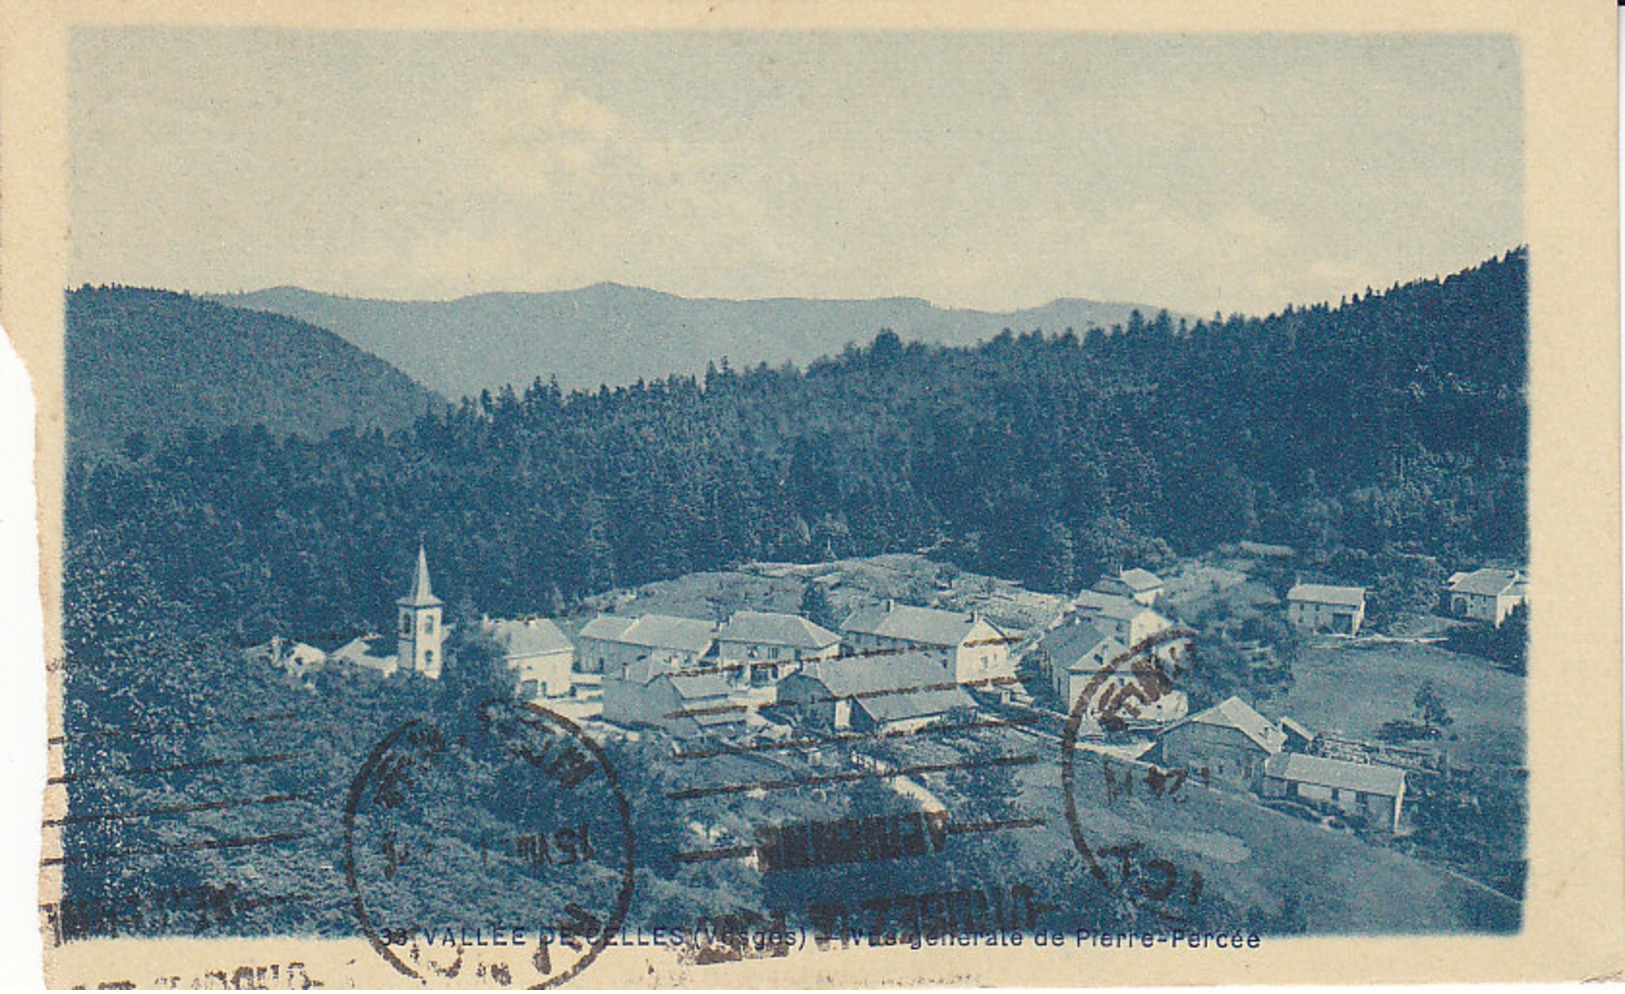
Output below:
[400,615,411,635]
[425,650,435,667]
[424,616,435,634]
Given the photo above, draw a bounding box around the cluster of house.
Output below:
[246,545,451,681]
[1281,566,1529,637]
[1029,565,1521,835]
[247,547,1020,740]
[584,599,1016,740]
[1155,696,1409,834]
[243,552,1515,838]
[1034,570,1189,730]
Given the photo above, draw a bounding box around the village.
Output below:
[247,543,1529,856]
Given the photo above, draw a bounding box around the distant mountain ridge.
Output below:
[67,286,443,457]
[209,283,1189,400]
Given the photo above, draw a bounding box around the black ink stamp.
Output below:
[344,700,634,987]
[1060,629,1208,922]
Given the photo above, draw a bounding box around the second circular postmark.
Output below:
[1060,628,1207,921]
[344,699,635,988]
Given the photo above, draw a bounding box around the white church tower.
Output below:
[396,544,444,679]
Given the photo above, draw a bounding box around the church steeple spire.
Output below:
[399,543,441,608]
[396,543,444,678]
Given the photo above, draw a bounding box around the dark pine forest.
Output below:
[66,249,1527,647]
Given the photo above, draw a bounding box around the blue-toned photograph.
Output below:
[49,28,1527,980]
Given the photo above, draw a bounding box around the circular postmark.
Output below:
[344,699,635,988]
[1060,627,1203,918]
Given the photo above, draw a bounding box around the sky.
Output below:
[69,30,1522,316]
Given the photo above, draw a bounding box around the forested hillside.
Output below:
[67,250,1527,644]
[66,287,443,457]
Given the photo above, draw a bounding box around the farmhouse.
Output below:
[839,601,1013,682]
[777,652,974,735]
[1092,567,1165,605]
[1285,583,1366,635]
[601,671,744,739]
[1037,621,1127,704]
[483,616,575,699]
[715,610,841,686]
[1072,590,1173,648]
[576,613,716,680]
[1036,621,1189,727]
[244,636,328,679]
[1261,753,1407,833]
[1444,568,1528,627]
[1158,696,1285,787]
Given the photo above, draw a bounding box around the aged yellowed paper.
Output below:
[2,0,1619,987]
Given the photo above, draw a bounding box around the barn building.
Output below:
[1261,753,1408,833]
[1157,696,1285,787]
[1071,590,1173,648]
[1092,567,1166,606]
[601,671,744,740]
[777,652,974,735]
[1285,584,1367,635]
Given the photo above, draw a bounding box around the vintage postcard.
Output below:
[2,0,1620,988]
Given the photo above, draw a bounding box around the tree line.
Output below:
[65,249,1527,646]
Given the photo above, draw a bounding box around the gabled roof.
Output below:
[840,602,1005,649]
[665,673,734,701]
[243,640,277,660]
[579,615,636,642]
[579,613,715,655]
[1447,568,1526,597]
[1038,621,1128,674]
[657,673,742,726]
[1074,590,1166,624]
[1278,716,1317,742]
[485,617,573,658]
[717,611,840,650]
[1286,583,1366,608]
[396,545,443,608]
[1180,695,1286,753]
[1073,589,1127,612]
[792,652,973,724]
[1263,752,1405,797]
[331,634,397,669]
[1118,568,1165,592]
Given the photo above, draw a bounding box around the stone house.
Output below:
[839,601,1012,683]
[714,610,841,686]
[1444,568,1529,627]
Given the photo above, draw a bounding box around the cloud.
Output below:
[1072,200,1356,316]
[473,77,631,194]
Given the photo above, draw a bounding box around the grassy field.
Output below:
[1004,732,1520,934]
[1278,640,1524,769]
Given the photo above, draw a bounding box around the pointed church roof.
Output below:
[396,545,443,608]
